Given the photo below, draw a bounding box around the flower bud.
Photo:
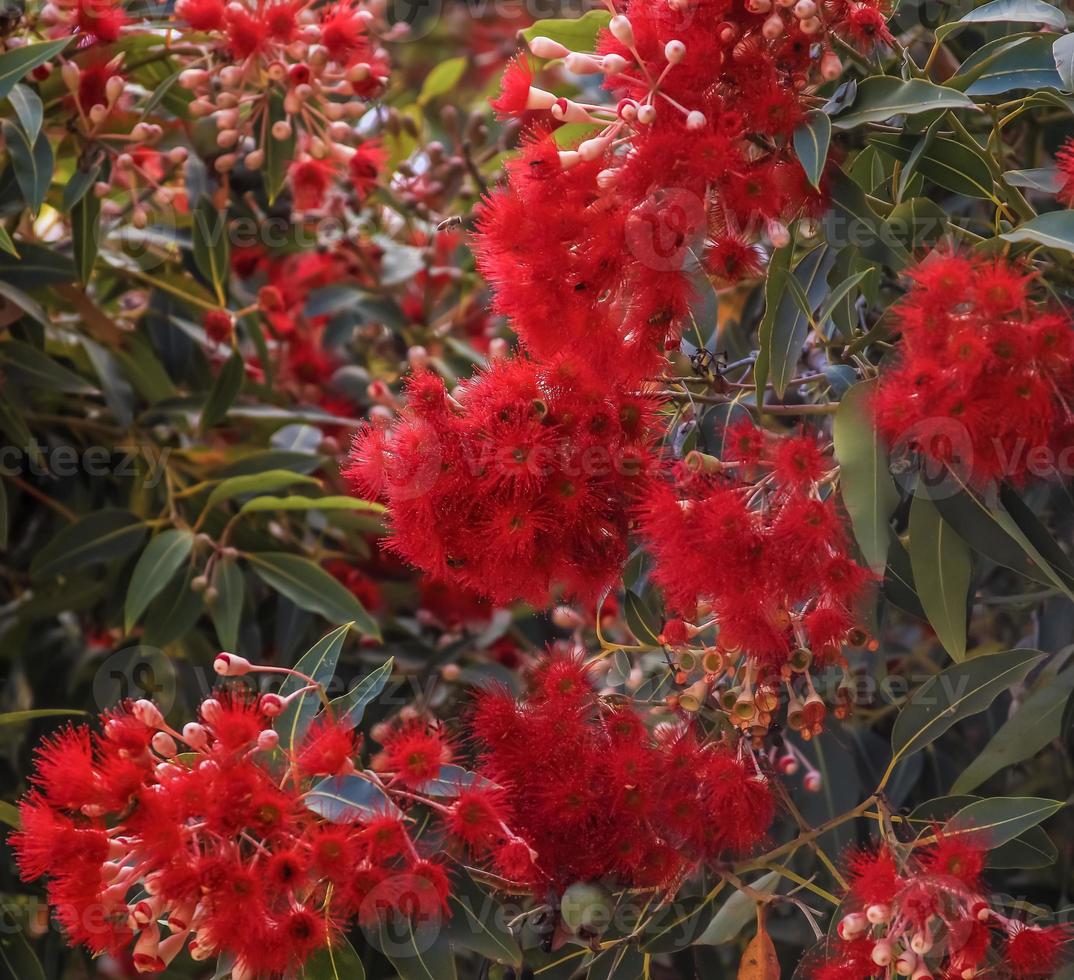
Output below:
[871,939,893,967]
[686,110,707,130]
[866,903,891,925]
[132,700,164,729]
[200,698,223,724]
[837,913,867,939]
[151,732,178,758]
[664,40,686,63]
[803,770,822,792]
[564,52,604,74]
[214,653,253,676]
[257,729,280,751]
[609,14,634,46]
[528,35,570,59]
[182,723,209,749]
[602,53,629,74]
[637,104,657,125]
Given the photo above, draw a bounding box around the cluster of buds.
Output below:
[663,623,868,742]
[175,0,389,203]
[818,841,1070,979]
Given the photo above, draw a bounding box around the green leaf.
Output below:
[124,529,195,633]
[886,197,948,250]
[72,187,101,284]
[831,77,976,130]
[625,589,662,647]
[890,648,1045,764]
[945,796,1064,849]
[192,193,229,303]
[822,169,909,269]
[275,623,350,750]
[0,801,19,829]
[0,926,46,980]
[239,495,386,515]
[988,825,1058,868]
[0,225,16,257]
[263,92,294,206]
[908,492,972,662]
[328,657,394,727]
[201,350,244,430]
[753,229,796,400]
[8,85,42,144]
[1054,32,1074,90]
[871,132,994,199]
[764,244,832,398]
[1001,210,1074,254]
[30,509,147,581]
[936,0,1066,41]
[522,10,612,51]
[448,873,523,967]
[952,33,1063,96]
[952,666,1074,793]
[0,38,70,101]
[62,161,102,211]
[302,936,365,980]
[417,764,499,797]
[695,872,780,945]
[0,281,47,329]
[0,241,74,286]
[0,708,88,727]
[249,552,381,635]
[381,921,457,980]
[833,379,900,573]
[208,559,244,650]
[143,568,204,647]
[306,774,400,821]
[0,340,96,394]
[419,57,467,104]
[792,110,831,190]
[2,120,52,216]
[205,470,322,509]
[1004,167,1062,192]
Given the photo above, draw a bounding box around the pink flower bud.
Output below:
[257,729,280,751]
[132,700,164,729]
[528,36,570,59]
[214,653,252,676]
[609,14,634,46]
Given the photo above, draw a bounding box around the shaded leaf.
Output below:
[275,623,350,750]
[831,77,976,129]
[30,509,147,581]
[124,529,194,633]
[328,657,394,727]
[306,774,400,822]
[792,111,831,190]
[945,796,1063,849]
[0,38,70,100]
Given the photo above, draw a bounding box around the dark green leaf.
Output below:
[908,491,972,662]
[250,553,381,635]
[936,0,1065,41]
[208,559,244,650]
[831,77,976,130]
[1002,210,1074,253]
[143,568,204,647]
[2,120,52,215]
[72,187,101,284]
[275,623,350,750]
[833,380,900,573]
[625,589,662,647]
[328,657,394,727]
[7,85,42,144]
[306,774,400,821]
[192,194,229,303]
[124,529,195,633]
[381,921,457,980]
[0,241,74,286]
[201,350,244,429]
[0,38,70,101]
[263,92,295,206]
[0,926,46,980]
[871,133,994,199]
[792,111,831,189]
[447,873,523,967]
[0,340,96,394]
[695,872,780,945]
[890,648,1045,763]
[30,509,147,581]
[988,825,1058,868]
[945,796,1064,849]
[62,160,102,211]
[302,936,365,980]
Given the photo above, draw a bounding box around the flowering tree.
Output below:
[1,0,1074,975]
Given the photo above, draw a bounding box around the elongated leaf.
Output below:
[239,495,386,514]
[0,281,48,329]
[208,559,244,650]
[0,709,88,727]
[143,568,204,647]
[625,589,662,647]
[2,121,52,215]
[306,774,400,822]
[381,921,457,980]
[275,623,350,750]
[201,350,244,429]
[1054,32,1074,90]
[937,0,1065,41]
[765,245,833,397]
[205,470,321,509]
[192,194,229,302]
[890,648,1045,763]
[952,666,1074,793]
[950,33,1063,96]
[8,85,42,144]
[522,10,612,51]
[833,380,900,573]
[753,231,795,400]
[988,825,1058,868]
[124,529,194,632]
[0,340,96,394]
[832,77,976,130]
[945,796,1063,849]
[822,169,909,268]
[871,133,994,199]
[1004,167,1062,192]
[0,924,46,980]
[419,57,467,103]
[1002,210,1074,254]
[30,509,147,581]
[0,226,16,257]
[250,553,380,636]
[908,492,971,662]
[695,872,779,945]
[417,764,499,797]
[328,657,394,727]
[302,936,365,980]
[0,38,70,100]
[263,92,294,206]
[792,111,831,189]
[72,189,101,284]
[62,160,102,211]
[0,241,74,286]
[0,801,19,829]
[448,873,523,967]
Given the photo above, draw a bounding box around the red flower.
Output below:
[380,721,451,788]
[1057,137,1074,206]
[1005,923,1069,977]
[289,157,336,211]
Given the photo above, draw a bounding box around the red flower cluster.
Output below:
[638,423,870,669]
[465,653,776,890]
[473,0,888,382]
[874,253,1074,487]
[815,837,1069,979]
[9,668,461,978]
[344,360,656,606]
